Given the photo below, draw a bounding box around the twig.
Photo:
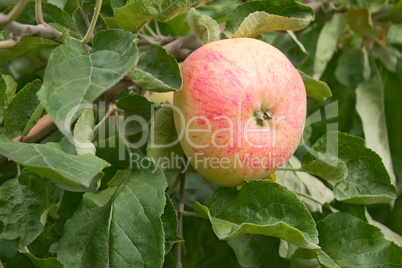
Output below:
[138,33,159,46]
[11,114,56,143]
[16,163,21,177]
[0,16,61,42]
[166,173,181,195]
[94,104,115,133]
[154,20,162,37]
[35,0,44,25]
[294,191,324,206]
[81,0,103,44]
[0,0,28,25]
[163,34,202,61]
[176,162,186,268]
[179,210,199,217]
[144,23,159,39]
[0,35,19,48]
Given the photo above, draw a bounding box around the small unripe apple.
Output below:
[173,38,306,186]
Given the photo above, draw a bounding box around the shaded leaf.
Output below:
[147,104,184,172]
[181,216,241,267]
[4,79,43,138]
[129,46,182,92]
[317,213,402,267]
[264,31,309,66]
[195,180,319,249]
[302,131,396,204]
[73,5,108,38]
[356,76,396,184]
[0,172,53,248]
[302,157,348,187]
[58,160,167,268]
[162,195,182,254]
[225,0,314,38]
[348,0,389,13]
[116,94,154,121]
[228,235,290,267]
[335,48,366,87]
[0,135,110,188]
[314,13,346,79]
[0,33,57,66]
[37,29,137,134]
[24,253,63,268]
[276,156,334,213]
[365,209,402,247]
[298,70,332,101]
[1,74,17,113]
[74,108,96,155]
[17,2,78,32]
[114,0,213,33]
[186,8,220,45]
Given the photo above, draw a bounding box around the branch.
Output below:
[0,14,61,42]
[163,34,202,62]
[11,114,56,143]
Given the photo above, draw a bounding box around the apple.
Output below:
[173,38,306,186]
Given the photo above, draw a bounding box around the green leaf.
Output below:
[17,2,78,32]
[116,94,154,122]
[335,48,366,87]
[348,0,389,13]
[4,79,43,138]
[37,29,137,135]
[0,135,110,189]
[266,31,309,66]
[317,213,402,267]
[314,13,346,79]
[73,108,96,155]
[387,24,402,45]
[228,235,290,267]
[114,0,213,33]
[195,180,319,249]
[181,216,241,267]
[0,171,53,248]
[356,76,396,185]
[0,75,5,115]
[1,74,17,113]
[302,132,396,204]
[302,157,348,187]
[57,161,167,268]
[73,5,108,38]
[162,195,182,254]
[0,32,57,66]
[383,61,402,181]
[129,46,182,92]
[365,209,402,247]
[24,254,63,268]
[147,104,184,172]
[298,70,332,101]
[186,8,220,45]
[225,0,314,38]
[276,156,334,213]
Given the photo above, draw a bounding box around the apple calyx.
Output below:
[254,110,272,127]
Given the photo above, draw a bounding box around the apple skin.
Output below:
[173,38,306,187]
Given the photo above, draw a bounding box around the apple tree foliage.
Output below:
[0,0,402,267]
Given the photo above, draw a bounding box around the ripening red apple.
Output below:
[173,38,306,186]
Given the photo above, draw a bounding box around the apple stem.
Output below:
[254,110,272,127]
